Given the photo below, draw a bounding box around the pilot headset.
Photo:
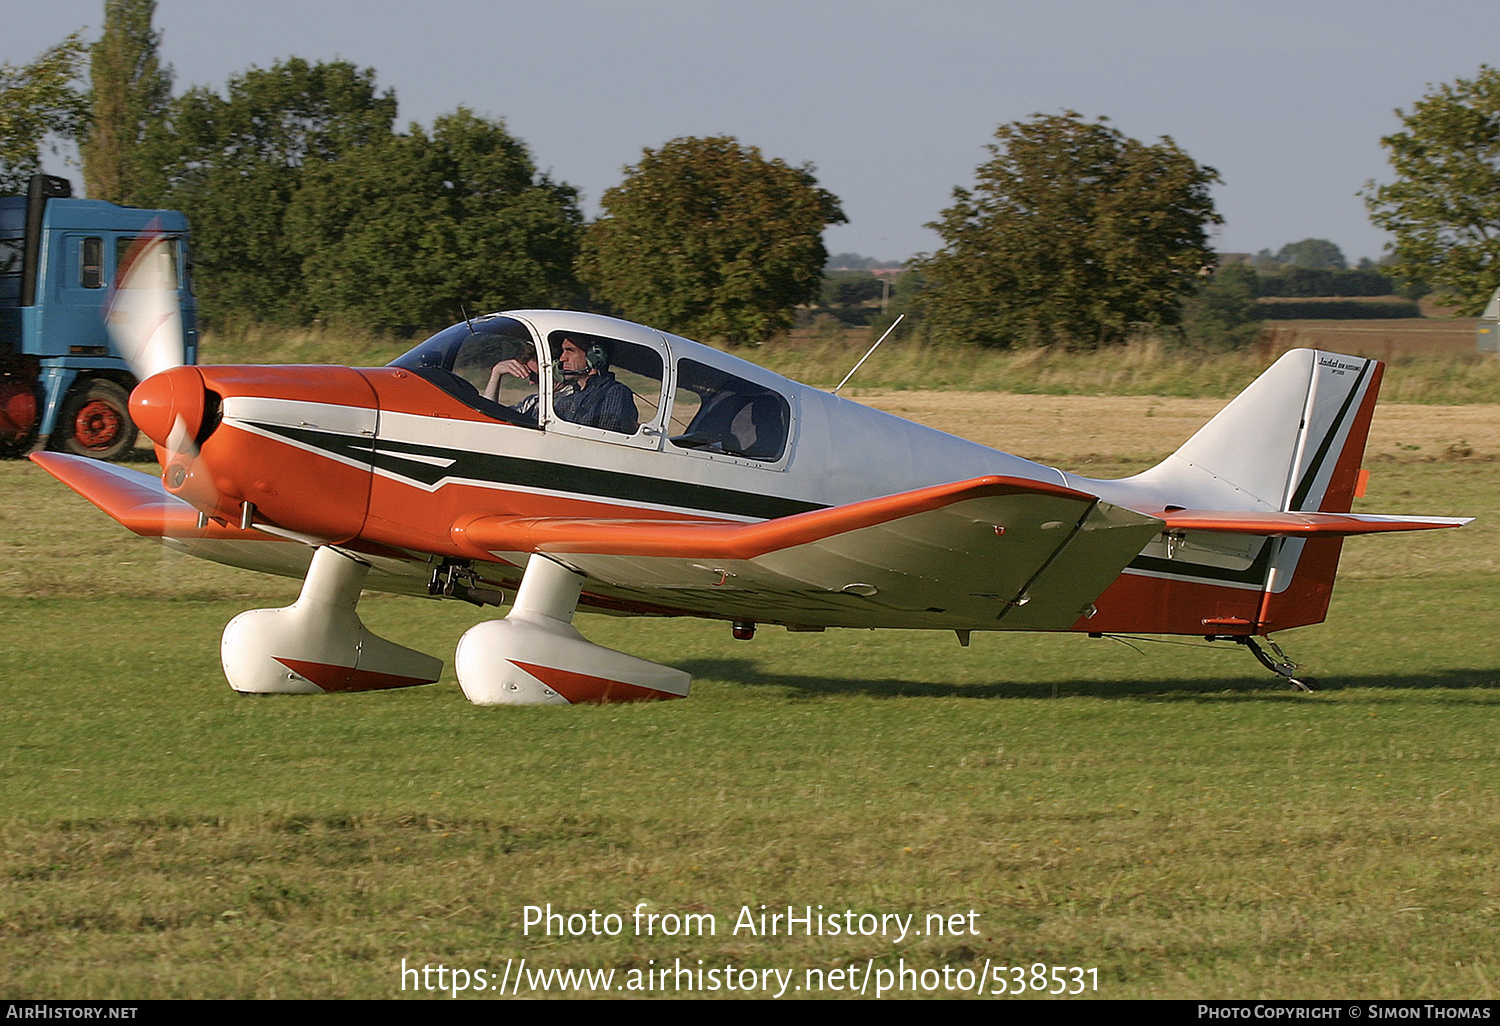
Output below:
[555,336,611,378]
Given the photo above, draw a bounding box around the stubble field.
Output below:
[1,385,1497,1000]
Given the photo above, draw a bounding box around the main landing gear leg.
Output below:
[455,554,691,706]
[221,545,443,694]
[1236,635,1319,692]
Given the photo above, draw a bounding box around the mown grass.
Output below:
[3,587,1497,999]
[2,409,1497,999]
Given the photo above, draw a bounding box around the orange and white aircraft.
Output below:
[30,240,1469,703]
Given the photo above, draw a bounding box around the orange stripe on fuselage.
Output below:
[358,367,520,423]
[189,366,377,541]
[1076,570,1264,636]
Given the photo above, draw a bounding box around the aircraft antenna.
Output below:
[832,314,904,395]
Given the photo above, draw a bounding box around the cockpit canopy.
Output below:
[391,312,793,464]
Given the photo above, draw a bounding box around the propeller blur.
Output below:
[105,234,189,384]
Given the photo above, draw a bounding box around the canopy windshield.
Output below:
[389,315,540,426]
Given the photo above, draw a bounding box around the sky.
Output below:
[5,0,1499,265]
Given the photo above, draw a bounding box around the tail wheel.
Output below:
[52,379,139,461]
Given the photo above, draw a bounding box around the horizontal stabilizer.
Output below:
[1156,509,1471,537]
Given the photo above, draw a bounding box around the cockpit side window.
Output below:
[390,315,541,427]
[545,330,665,437]
[670,359,790,462]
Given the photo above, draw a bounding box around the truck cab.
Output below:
[1,174,197,459]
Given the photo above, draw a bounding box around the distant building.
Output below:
[1479,287,1499,353]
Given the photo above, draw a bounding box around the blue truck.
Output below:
[0,173,197,459]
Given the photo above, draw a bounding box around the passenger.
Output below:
[483,352,542,421]
[552,336,638,434]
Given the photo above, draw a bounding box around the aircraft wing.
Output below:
[28,453,429,594]
[32,451,251,538]
[453,475,1165,630]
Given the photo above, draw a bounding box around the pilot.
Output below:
[552,336,638,434]
[483,352,542,421]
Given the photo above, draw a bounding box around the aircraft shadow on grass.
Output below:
[678,658,1500,701]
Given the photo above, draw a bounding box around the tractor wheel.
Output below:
[52,379,139,461]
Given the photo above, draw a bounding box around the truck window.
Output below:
[116,236,179,289]
[81,237,103,289]
[0,239,17,304]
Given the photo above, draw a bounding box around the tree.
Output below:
[1273,238,1346,270]
[578,136,846,345]
[0,33,88,193]
[1182,263,1262,347]
[919,111,1222,348]
[81,0,172,204]
[287,108,584,333]
[135,58,398,323]
[1364,66,1500,314]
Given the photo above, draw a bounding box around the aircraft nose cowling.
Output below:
[130,366,206,452]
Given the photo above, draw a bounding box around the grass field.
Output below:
[2,383,1497,1000]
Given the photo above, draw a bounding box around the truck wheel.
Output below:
[53,380,139,461]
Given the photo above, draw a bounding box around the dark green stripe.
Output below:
[255,423,823,521]
[1289,359,1370,511]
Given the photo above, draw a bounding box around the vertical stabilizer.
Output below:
[1124,349,1382,516]
[1086,350,1384,635]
